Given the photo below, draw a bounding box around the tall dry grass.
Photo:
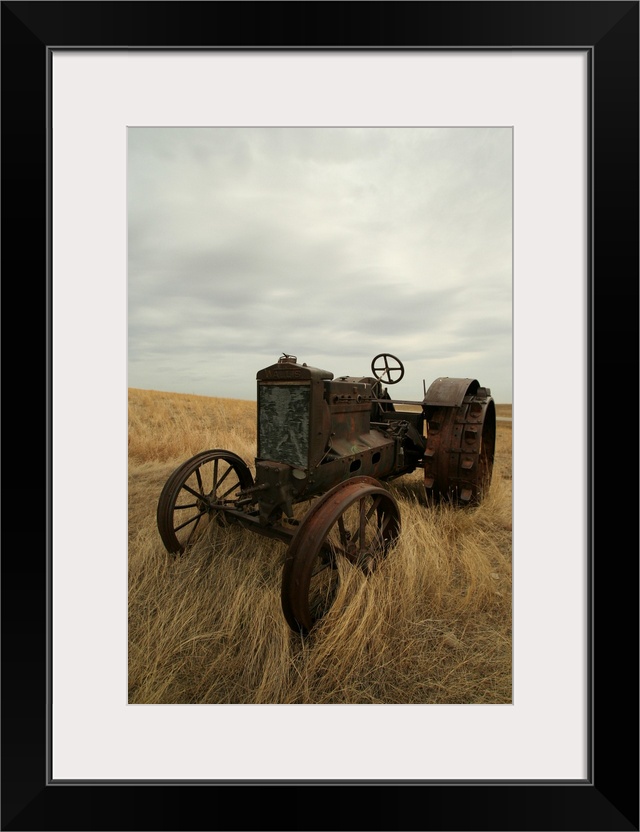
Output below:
[128,388,512,704]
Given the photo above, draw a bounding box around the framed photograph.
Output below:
[3,2,637,830]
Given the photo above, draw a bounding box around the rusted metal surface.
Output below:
[157,352,497,632]
[157,449,254,554]
[371,353,405,384]
[259,383,310,467]
[424,391,496,505]
[280,477,401,633]
[424,377,487,408]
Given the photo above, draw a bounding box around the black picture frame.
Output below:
[2,2,638,830]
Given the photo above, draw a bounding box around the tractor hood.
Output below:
[257,355,334,383]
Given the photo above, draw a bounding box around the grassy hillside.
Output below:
[128,388,512,704]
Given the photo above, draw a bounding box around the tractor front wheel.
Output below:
[281,476,401,634]
[156,449,254,555]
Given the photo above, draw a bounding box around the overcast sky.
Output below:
[128,127,512,403]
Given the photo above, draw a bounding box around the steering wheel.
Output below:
[371,353,405,385]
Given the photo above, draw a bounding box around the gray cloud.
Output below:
[128,127,512,402]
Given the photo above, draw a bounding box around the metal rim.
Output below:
[424,396,496,505]
[281,476,401,633]
[157,449,254,554]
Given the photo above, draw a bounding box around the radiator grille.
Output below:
[258,384,310,468]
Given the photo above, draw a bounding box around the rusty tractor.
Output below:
[157,353,496,633]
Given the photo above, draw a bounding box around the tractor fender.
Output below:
[423,377,491,409]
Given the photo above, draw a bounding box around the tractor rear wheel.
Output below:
[157,449,254,555]
[281,476,400,634]
[423,394,496,505]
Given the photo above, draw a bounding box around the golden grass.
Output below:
[128,388,512,704]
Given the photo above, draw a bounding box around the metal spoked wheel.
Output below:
[281,476,401,634]
[157,449,254,554]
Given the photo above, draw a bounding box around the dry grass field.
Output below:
[128,388,512,704]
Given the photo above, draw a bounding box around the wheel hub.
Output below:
[197,493,214,513]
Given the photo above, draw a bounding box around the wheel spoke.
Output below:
[218,479,241,500]
[174,501,199,510]
[184,513,203,546]
[182,482,210,502]
[174,508,208,533]
[350,495,381,545]
[214,463,233,493]
[337,515,349,546]
[358,498,366,550]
